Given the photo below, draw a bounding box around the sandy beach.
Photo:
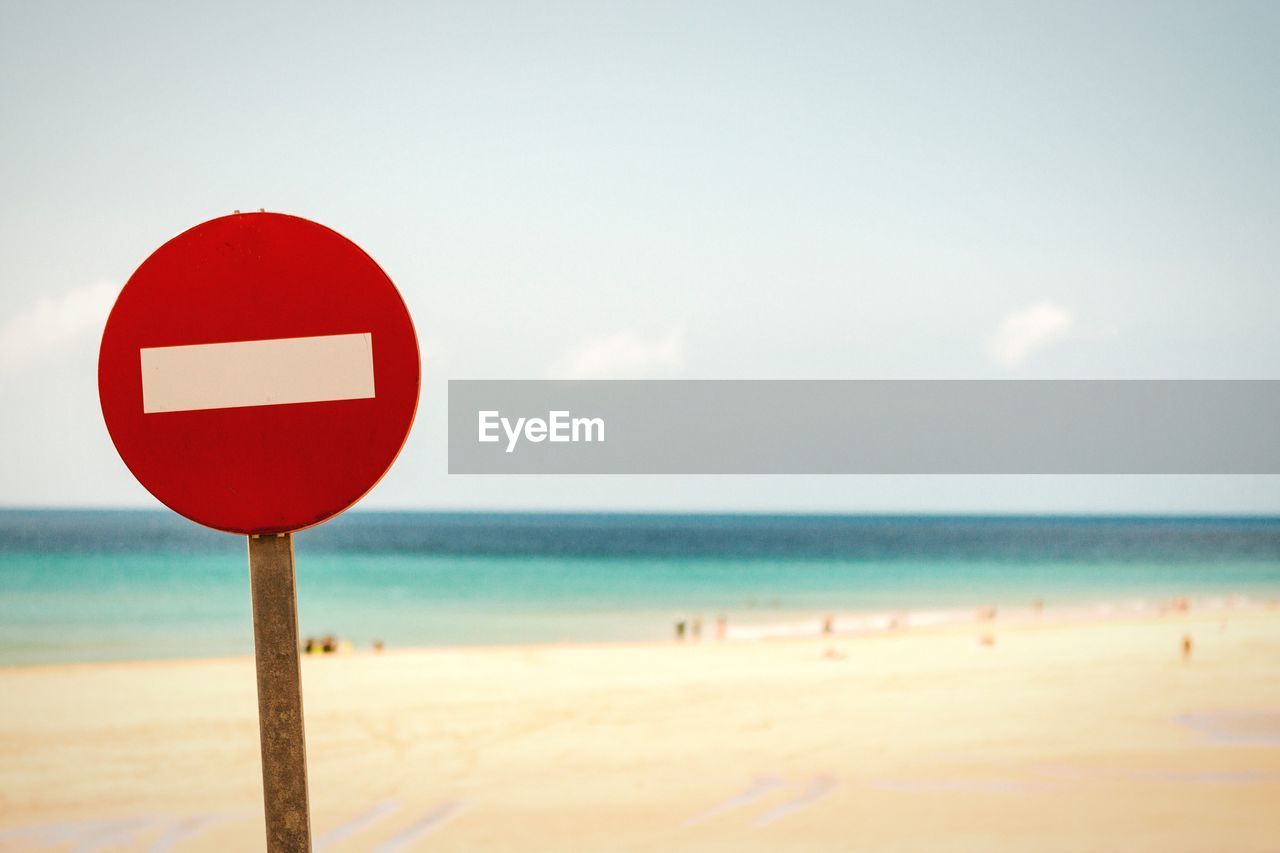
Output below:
[1,606,1278,851]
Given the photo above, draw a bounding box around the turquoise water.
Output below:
[1,511,1278,665]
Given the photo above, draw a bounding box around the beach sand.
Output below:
[2,608,1278,851]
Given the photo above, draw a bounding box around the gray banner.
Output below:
[447,380,1280,474]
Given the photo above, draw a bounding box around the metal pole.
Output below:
[248,533,312,852]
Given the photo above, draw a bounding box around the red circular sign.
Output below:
[99,212,420,535]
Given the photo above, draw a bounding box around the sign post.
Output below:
[98,212,420,852]
[248,533,311,850]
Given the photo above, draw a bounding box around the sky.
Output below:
[1,0,1277,514]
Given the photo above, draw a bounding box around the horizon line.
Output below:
[1,506,1278,522]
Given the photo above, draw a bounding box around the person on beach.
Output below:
[1182,633,1193,663]
[714,615,727,640]
[674,620,686,642]
[691,615,702,642]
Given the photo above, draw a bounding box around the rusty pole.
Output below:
[248,533,312,851]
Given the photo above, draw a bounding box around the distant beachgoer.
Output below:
[691,615,703,642]
[714,615,727,640]
[1182,633,1193,663]
[304,637,318,655]
[322,635,337,654]
[980,633,996,647]
[1032,599,1044,615]
[675,620,686,642]
[821,615,834,636]
[978,606,997,621]
[372,640,385,653]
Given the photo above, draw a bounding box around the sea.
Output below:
[1,510,1278,666]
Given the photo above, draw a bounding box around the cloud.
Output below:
[986,302,1075,368]
[0,282,119,375]
[550,326,685,379]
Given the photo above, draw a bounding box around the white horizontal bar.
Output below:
[140,333,375,414]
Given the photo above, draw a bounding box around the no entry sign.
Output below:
[99,211,420,849]
[99,212,420,535]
